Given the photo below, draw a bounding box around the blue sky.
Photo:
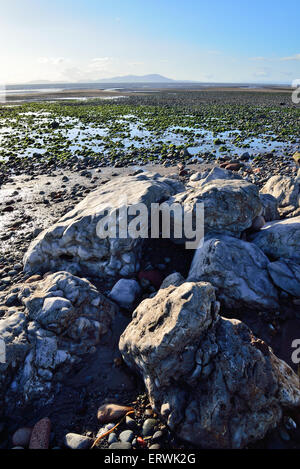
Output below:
[0,0,299,84]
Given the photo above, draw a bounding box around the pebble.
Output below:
[25,275,42,284]
[96,423,115,438]
[279,429,290,442]
[108,433,118,444]
[64,433,93,450]
[119,430,134,443]
[149,444,161,450]
[142,419,157,437]
[125,416,139,432]
[29,417,51,449]
[109,442,132,450]
[12,427,32,447]
[151,430,163,443]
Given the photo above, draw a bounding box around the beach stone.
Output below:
[160,272,184,290]
[188,235,279,310]
[120,281,300,449]
[64,433,93,450]
[119,430,134,443]
[109,442,132,450]
[29,418,51,449]
[23,173,184,280]
[268,259,300,297]
[260,193,280,222]
[97,403,133,424]
[152,430,164,442]
[109,279,141,310]
[25,275,42,284]
[260,172,300,217]
[125,415,139,432]
[142,419,158,437]
[250,216,300,262]
[12,427,32,447]
[149,443,161,449]
[169,178,261,241]
[108,433,118,444]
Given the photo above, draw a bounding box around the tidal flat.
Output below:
[0,89,299,182]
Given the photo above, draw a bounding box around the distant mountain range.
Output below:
[25,74,191,85]
[88,74,176,83]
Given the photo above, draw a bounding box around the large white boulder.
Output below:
[23,173,184,280]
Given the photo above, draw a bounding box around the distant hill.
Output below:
[84,74,176,83]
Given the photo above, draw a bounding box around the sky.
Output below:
[0,0,299,84]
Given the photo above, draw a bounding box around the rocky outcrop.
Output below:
[23,173,184,280]
[169,178,262,241]
[261,171,300,217]
[188,235,279,310]
[250,216,300,263]
[0,272,118,408]
[268,259,300,298]
[119,281,300,449]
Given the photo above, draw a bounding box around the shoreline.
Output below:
[1,84,293,104]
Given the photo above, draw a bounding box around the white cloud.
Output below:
[280,53,300,61]
[37,57,66,66]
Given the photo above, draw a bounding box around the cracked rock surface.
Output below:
[119,281,300,449]
[0,271,118,412]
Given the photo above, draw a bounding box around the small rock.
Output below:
[137,437,147,448]
[108,433,118,444]
[64,433,93,450]
[29,418,51,449]
[149,443,161,449]
[119,430,134,443]
[109,442,132,449]
[25,275,42,284]
[12,427,32,447]
[125,416,139,432]
[142,419,157,437]
[97,404,133,424]
[151,430,163,443]
[109,279,141,310]
[279,429,290,442]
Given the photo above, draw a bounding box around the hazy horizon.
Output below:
[0,0,299,85]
